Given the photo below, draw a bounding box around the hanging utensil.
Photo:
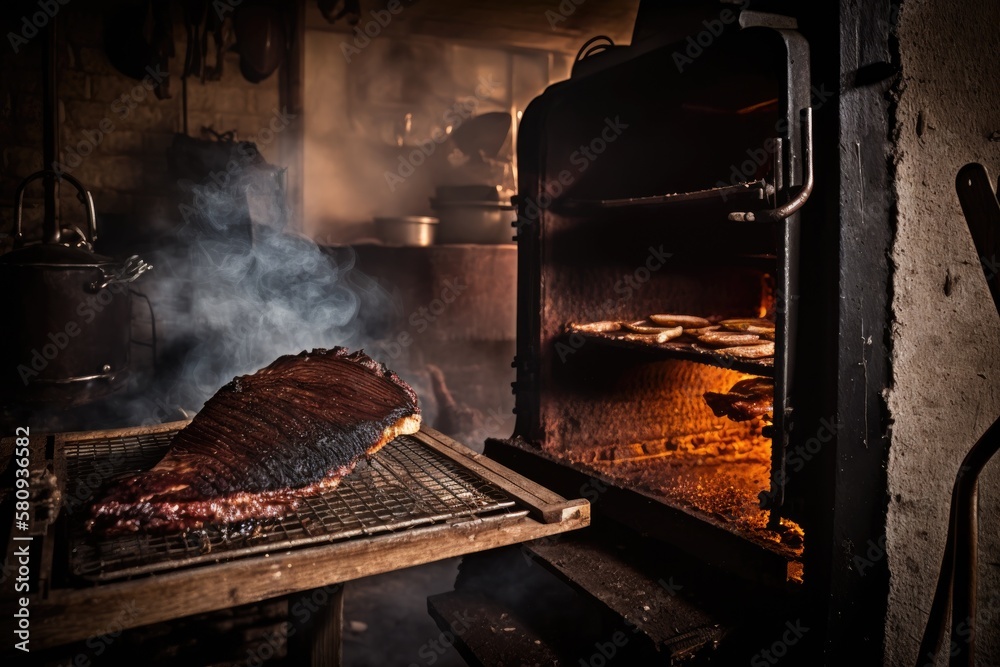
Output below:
[449,112,513,159]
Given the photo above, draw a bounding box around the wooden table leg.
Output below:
[287,583,345,667]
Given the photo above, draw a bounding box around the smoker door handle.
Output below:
[760,107,814,222]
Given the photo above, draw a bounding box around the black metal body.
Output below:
[486,3,898,663]
[509,12,811,540]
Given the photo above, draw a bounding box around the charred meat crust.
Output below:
[703,378,774,422]
[88,348,421,535]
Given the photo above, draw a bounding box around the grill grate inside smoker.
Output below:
[63,429,520,581]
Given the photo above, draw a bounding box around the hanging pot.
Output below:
[0,171,152,407]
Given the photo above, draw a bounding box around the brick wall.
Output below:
[0,2,283,251]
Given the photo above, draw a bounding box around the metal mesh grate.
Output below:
[63,429,520,581]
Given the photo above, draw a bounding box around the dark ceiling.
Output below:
[305,0,643,54]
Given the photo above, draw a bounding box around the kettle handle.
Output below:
[87,255,152,292]
[13,170,98,248]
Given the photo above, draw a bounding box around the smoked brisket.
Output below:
[88,348,421,535]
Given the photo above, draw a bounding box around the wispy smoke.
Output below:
[120,157,398,419]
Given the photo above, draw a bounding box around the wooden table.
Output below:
[1,423,588,663]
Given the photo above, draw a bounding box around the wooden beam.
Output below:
[20,510,587,649]
[1,424,588,651]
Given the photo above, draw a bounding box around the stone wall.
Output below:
[886,0,1000,663]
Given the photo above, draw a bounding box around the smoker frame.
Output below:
[485,3,898,662]
[502,11,812,569]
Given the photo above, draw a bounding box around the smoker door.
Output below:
[513,12,812,525]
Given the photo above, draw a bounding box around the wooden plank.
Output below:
[4,422,589,649]
[288,584,345,667]
[420,427,566,504]
[427,591,561,667]
[525,533,727,659]
[17,508,588,649]
[49,419,191,443]
[417,428,587,523]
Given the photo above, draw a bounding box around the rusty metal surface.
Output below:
[64,429,519,581]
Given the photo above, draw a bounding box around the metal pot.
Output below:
[430,198,516,244]
[373,216,439,246]
[0,171,151,406]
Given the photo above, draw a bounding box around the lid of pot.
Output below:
[0,243,115,267]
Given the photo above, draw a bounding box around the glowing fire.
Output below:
[567,362,804,581]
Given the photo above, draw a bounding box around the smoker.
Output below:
[492,8,812,583]
[433,6,880,664]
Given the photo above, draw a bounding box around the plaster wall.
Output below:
[886,0,1000,664]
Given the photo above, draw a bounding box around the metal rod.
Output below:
[917,416,1000,667]
[42,16,60,243]
[762,107,814,222]
[948,419,1000,666]
[181,75,189,135]
[772,136,785,207]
